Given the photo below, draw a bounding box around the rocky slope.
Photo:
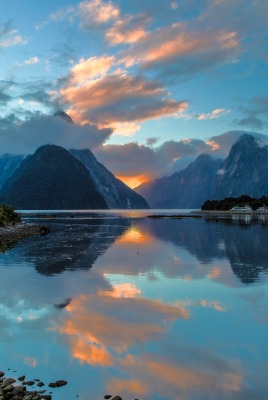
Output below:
[212,134,268,199]
[70,149,149,209]
[136,155,223,209]
[0,154,25,189]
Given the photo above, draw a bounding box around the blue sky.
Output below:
[1,0,268,186]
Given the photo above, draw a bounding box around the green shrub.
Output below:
[0,204,21,227]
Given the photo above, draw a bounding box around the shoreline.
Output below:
[0,223,50,250]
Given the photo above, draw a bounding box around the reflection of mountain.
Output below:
[138,217,268,284]
[220,221,268,284]
[12,217,130,275]
[138,218,224,262]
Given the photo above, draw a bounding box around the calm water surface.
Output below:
[1,210,268,400]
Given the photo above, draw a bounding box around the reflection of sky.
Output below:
[0,217,268,399]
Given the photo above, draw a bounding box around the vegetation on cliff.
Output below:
[201,195,268,211]
[0,204,21,227]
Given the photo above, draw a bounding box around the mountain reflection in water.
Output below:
[0,212,268,400]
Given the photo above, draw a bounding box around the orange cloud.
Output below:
[79,0,120,26]
[119,24,238,70]
[69,55,115,84]
[105,14,149,45]
[60,72,188,128]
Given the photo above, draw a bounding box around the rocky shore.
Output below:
[0,370,66,400]
[0,371,130,400]
[0,223,50,252]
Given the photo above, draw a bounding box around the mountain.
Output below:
[213,134,268,199]
[0,145,108,210]
[136,154,223,209]
[0,154,26,189]
[70,149,149,209]
[54,110,74,124]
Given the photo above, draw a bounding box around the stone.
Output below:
[24,381,35,386]
[17,376,25,382]
[37,382,45,387]
[2,378,16,387]
[2,384,14,393]
[0,372,4,378]
[55,380,67,387]
[48,383,56,388]
[104,396,112,399]
[112,397,123,400]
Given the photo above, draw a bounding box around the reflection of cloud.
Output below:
[175,299,227,312]
[108,353,242,398]
[99,282,141,299]
[115,226,153,245]
[23,357,38,368]
[59,293,188,366]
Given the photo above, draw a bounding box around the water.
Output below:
[1,210,268,400]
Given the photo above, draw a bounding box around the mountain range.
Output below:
[1,122,268,210]
[136,134,268,208]
[0,144,149,210]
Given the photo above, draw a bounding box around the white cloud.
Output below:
[0,29,27,47]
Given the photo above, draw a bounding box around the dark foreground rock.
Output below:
[0,371,67,400]
[0,371,134,400]
[0,223,50,252]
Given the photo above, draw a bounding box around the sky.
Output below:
[0,0,268,187]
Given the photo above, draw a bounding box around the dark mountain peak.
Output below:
[0,144,108,210]
[195,153,213,162]
[213,134,268,199]
[54,110,74,124]
[238,133,257,144]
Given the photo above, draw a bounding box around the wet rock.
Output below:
[104,396,112,399]
[48,382,57,388]
[112,397,123,400]
[55,380,67,387]
[24,380,35,386]
[37,382,45,387]
[2,378,16,387]
[2,385,14,393]
[17,376,25,382]
[0,373,4,378]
